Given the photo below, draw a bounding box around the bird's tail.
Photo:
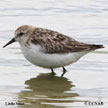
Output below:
[90,44,104,50]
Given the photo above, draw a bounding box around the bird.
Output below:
[3,25,104,77]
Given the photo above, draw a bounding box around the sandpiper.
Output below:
[3,25,104,77]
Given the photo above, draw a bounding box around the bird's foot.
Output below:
[51,67,56,78]
[61,67,67,77]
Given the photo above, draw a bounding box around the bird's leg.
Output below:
[51,67,56,75]
[61,67,67,77]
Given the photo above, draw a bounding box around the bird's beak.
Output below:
[3,38,15,48]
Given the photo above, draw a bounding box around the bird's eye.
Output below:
[18,32,24,36]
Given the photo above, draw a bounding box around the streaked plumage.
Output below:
[3,25,104,77]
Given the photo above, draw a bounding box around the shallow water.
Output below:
[0,0,108,108]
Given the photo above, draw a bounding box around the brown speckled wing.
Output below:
[31,28,95,54]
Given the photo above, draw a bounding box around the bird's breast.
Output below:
[21,44,89,68]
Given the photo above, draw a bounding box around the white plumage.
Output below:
[21,43,89,68]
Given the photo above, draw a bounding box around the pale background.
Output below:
[0,0,108,108]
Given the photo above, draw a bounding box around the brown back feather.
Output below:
[30,28,103,54]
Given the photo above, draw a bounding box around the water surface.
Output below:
[0,0,108,108]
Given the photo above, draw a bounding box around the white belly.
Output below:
[21,44,89,68]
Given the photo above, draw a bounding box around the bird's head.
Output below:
[3,25,35,48]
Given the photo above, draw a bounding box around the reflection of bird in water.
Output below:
[18,73,79,108]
